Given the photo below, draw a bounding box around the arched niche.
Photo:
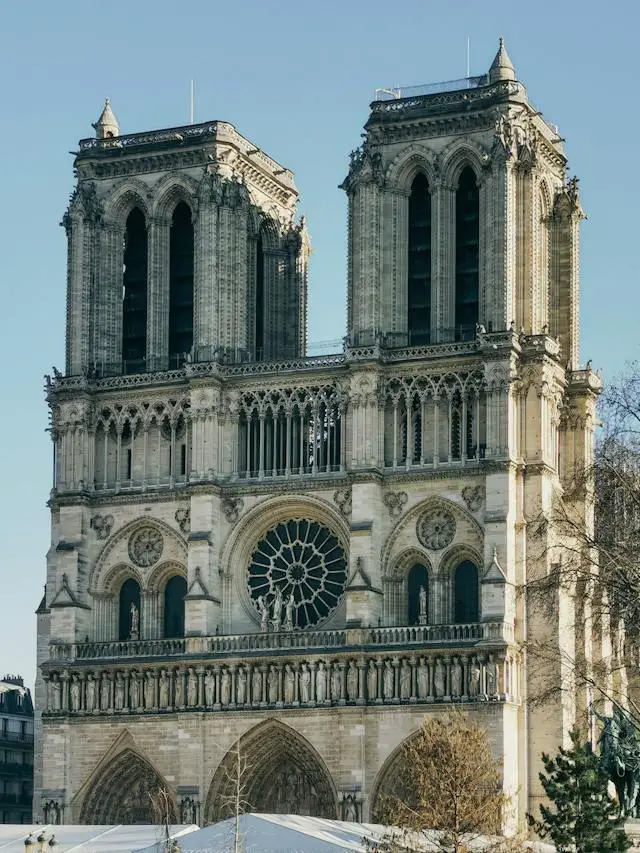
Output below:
[204,719,338,822]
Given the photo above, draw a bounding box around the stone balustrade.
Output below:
[47,621,513,663]
[42,647,520,717]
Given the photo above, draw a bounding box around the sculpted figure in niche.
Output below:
[284,594,295,631]
[220,668,231,706]
[383,661,394,700]
[204,670,215,706]
[347,662,358,701]
[159,670,169,708]
[299,664,311,703]
[469,658,481,697]
[367,661,378,700]
[258,596,269,633]
[272,588,283,632]
[85,674,96,711]
[417,658,428,699]
[434,658,445,698]
[237,667,247,705]
[114,673,125,711]
[486,657,498,696]
[451,657,463,698]
[144,671,155,708]
[267,666,278,703]
[70,676,81,712]
[344,794,358,822]
[174,670,184,707]
[284,665,295,703]
[50,678,61,711]
[316,662,327,703]
[187,668,198,707]
[129,671,140,709]
[419,585,427,625]
[130,602,139,640]
[399,660,411,699]
[331,664,341,701]
[100,674,110,711]
[252,667,262,703]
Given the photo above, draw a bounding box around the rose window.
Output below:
[416,508,456,551]
[247,519,348,629]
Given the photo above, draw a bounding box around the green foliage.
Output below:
[528,728,630,853]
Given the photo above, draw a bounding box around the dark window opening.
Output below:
[126,448,132,481]
[408,174,432,346]
[164,575,187,638]
[122,208,148,373]
[408,564,429,625]
[118,578,141,641]
[454,560,479,623]
[180,444,186,476]
[455,168,479,341]
[255,235,265,360]
[169,202,194,362]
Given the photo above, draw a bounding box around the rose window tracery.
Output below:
[128,527,164,567]
[416,508,456,551]
[247,519,347,628]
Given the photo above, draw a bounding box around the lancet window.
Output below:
[164,575,187,638]
[118,579,141,641]
[407,564,429,625]
[255,234,265,360]
[454,559,479,623]
[169,203,194,364]
[122,208,148,373]
[407,174,432,346]
[238,385,345,479]
[455,168,480,341]
[383,374,485,468]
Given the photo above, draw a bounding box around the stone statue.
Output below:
[86,674,96,711]
[596,705,640,817]
[316,662,327,703]
[331,664,342,701]
[344,794,358,822]
[100,674,110,710]
[51,678,62,711]
[114,673,125,710]
[434,658,445,698]
[284,665,295,703]
[347,662,358,701]
[267,666,278,703]
[130,602,139,640]
[272,588,283,632]
[252,667,262,703]
[300,664,311,703]
[451,657,463,698]
[399,660,411,699]
[417,659,428,699]
[144,671,155,708]
[383,661,394,700]
[174,670,184,707]
[204,670,215,706]
[220,669,231,705]
[237,667,247,705]
[418,585,427,626]
[187,668,198,707]
[284,593,295,631]
[129,671,140,709]
[159,670,169,708]
[258,596,269,633]
[70,676,81,712]
[469,658,481,697]
[367,661,378,700]
[486,657,498,696]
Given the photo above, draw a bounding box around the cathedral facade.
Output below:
[36,41,602,827]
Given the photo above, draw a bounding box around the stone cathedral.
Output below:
[36,41,604,828]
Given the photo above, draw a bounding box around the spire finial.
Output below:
[489,36,516,83]
[92,98,120,139]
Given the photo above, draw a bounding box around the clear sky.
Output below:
[1,0,638,689]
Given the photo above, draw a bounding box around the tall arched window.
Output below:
[408,174,432,346]
[169,202,194,363]
[118,578,141,642]
[164,575,187,638]
[407,564,429,625]
[455,168,479,341]
[255,234,265,360]
[122,207,148,373]
[454,560,479,623]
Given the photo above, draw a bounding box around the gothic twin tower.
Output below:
[37,41,603,829]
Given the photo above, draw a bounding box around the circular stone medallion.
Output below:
[128,527,164,567]
[416,509,456,551]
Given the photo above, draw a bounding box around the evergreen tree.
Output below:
[528,728,630,852]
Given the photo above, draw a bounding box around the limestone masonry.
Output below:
[36,41,607,827]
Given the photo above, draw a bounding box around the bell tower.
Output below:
[342,38,581,368]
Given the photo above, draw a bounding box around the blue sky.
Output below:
[1,0,638,688]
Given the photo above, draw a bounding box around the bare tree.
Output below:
[149,787,180,853]
[215,741,253,853]
[377,710,524,852]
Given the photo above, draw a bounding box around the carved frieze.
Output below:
[175,507,191,535]
[221,496,244,524]
[383,491,408,519]
[333,487,352,518]
[461,485,485,512]
[90,514,114,540]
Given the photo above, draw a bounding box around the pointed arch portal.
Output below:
[79,748,176,824]
[204,720,338,822]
